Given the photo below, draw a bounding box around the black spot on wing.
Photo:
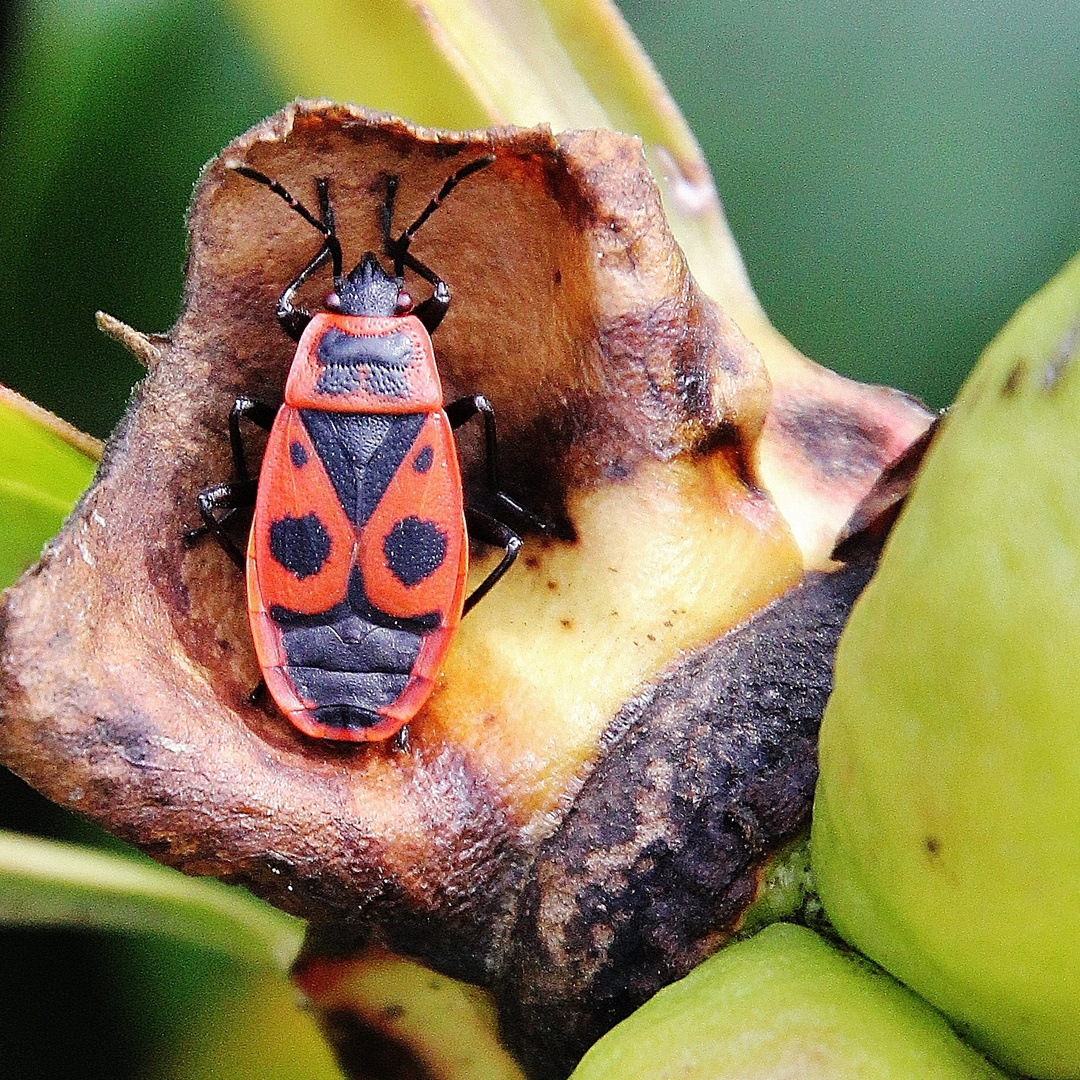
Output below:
[269,513,331,579]
[413,444,434,473]
[290,440,308,467]
[383,516,447,587]
[301,410,424,528]
[316,327,414,398]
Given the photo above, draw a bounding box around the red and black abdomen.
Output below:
[247,315,467,741]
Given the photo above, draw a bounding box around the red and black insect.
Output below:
[188,156,549,745]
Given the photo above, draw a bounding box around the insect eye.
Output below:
[395,291,414,314]
[326,292,342,311]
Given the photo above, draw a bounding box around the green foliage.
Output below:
[626,0,1080,406]
[0,830,302,970]
[0,395,96,586]
[0,0,282,438]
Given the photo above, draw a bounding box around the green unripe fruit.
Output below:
[813,251,1080,1076]
[569,923,1004,1080]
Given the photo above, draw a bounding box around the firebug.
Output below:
[188,156,550,746]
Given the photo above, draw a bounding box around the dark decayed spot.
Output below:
[316,327,414,397]
[269,513,331,579]
[301,410,424,528]
[319,1009,435,1080]
[413,444,434,473]
[499,543,884,1080]
[1002,360,1027,396]
[772,395,893,481]
[383,517,447,587]
[290,440,308,467]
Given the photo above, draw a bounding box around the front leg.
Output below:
[185,397,278,561]
[187,479,258,569]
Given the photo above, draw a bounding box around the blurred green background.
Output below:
[0,0,1077,1076]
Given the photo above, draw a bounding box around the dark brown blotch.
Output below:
[497,544,882,1080]
[1001,359,1027,396]
[772,394,896,483]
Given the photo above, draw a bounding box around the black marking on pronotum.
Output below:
[300,410,424,529]
[383,516,448,587]
[269,513,331,579]
[413,445,434,473]
[290,440,309,467]
[316,328,414,398]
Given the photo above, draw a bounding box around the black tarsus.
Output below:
[189,478,257,569]
[185,397,277,563]
[463,508,521,615]
[392,724,411,752]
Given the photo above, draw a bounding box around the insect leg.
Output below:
[463,507,521,616]
[187,479,258,569]
[276,241,335,341]
[445,393,559,535]
[398,248,451,334]
[185,397,277,553]
[228,396,277,481]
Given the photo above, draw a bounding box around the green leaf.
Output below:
[226,0,488,129]
[0,829,303,971]
[0,0,283,438]
[410,0,761,320]
[120,939,347,1080]
[0,387,99,588]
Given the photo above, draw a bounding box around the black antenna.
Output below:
[381,174,403,279]
[230,164,343,278]
[393,155,495,255]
